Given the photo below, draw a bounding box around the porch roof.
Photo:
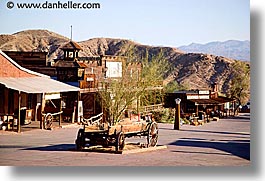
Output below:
[0,77,79,94]
[189,99,222,105]
[189,96,235,105]
[212,96,235,103]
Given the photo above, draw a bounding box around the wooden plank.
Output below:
[84,123,109,132]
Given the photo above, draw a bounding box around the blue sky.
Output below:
[0,0,250,47]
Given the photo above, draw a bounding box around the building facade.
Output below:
[0,50,79,132]
[164,83,235,120]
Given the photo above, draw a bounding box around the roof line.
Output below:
[0,49,50,78]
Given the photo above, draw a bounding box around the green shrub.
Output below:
[152,108,175,124]
[152,108,191,125]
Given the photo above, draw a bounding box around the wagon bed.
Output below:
[75,113,158,153]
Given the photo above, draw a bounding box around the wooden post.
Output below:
[40,93,45,129]
[77,92,81,124]
[136,96,139,121]
[12,115,14,131]
[174,98,181,130]
[196,105,199,116]
[233,101,235,116]
[59,97,62,127]
[35,103,41,122]
[17,91,21,133]
[72,105,76,124]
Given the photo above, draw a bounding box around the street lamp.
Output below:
[174,98,181,130]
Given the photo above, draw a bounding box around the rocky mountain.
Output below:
[0,30,69,62]
[0,29,250,94]
[178,40,250,61]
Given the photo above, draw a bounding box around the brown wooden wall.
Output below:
[4,51,47,67]
[0,53,37,78]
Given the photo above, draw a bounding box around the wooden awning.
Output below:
[0,77,79,94]
[189,99,222,105]
[189,96,235,105]
[212,96,235,103]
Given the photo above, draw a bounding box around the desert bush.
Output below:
[152,108,175,123]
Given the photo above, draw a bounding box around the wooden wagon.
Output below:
[75,113,158,153]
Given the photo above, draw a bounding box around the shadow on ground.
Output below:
[170,138,250,160]
[22,143,146,154]
[22,144,76,152]
[179,129,250,136]
[22,143,119,154]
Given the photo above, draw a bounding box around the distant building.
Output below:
[164,83,235,120]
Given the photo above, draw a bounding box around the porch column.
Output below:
[77,92,81,124]
[17,91,21,133]
[40,93,45,129]
[59,97,62,127]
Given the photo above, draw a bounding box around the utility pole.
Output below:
[70,25,73,41]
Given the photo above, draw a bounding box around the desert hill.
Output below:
[0,29,250,94]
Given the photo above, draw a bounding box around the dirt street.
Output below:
[0,113,250,166]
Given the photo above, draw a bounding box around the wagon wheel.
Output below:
[75,129,85,151]
[115,132,125,153]
[147,122,158,147]
[44,113,53,130]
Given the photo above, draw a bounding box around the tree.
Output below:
[138,52,169,108]
[99,74,138,125]
[228,60,250,113]
[99,50,169,125]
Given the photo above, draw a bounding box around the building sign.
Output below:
[106,61,122,78]
[86,77,94,82]
[44,93,60,100]
[199,90,209,95]
[187,95,209,100]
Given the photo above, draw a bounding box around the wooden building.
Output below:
[164,83,235,120]
[0,50,79,132]
[3,51,57,77]
[3,40,163,124]
[3,51,48,67]
[53,41,129,119]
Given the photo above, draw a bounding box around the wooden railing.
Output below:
[142,104,163,113]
